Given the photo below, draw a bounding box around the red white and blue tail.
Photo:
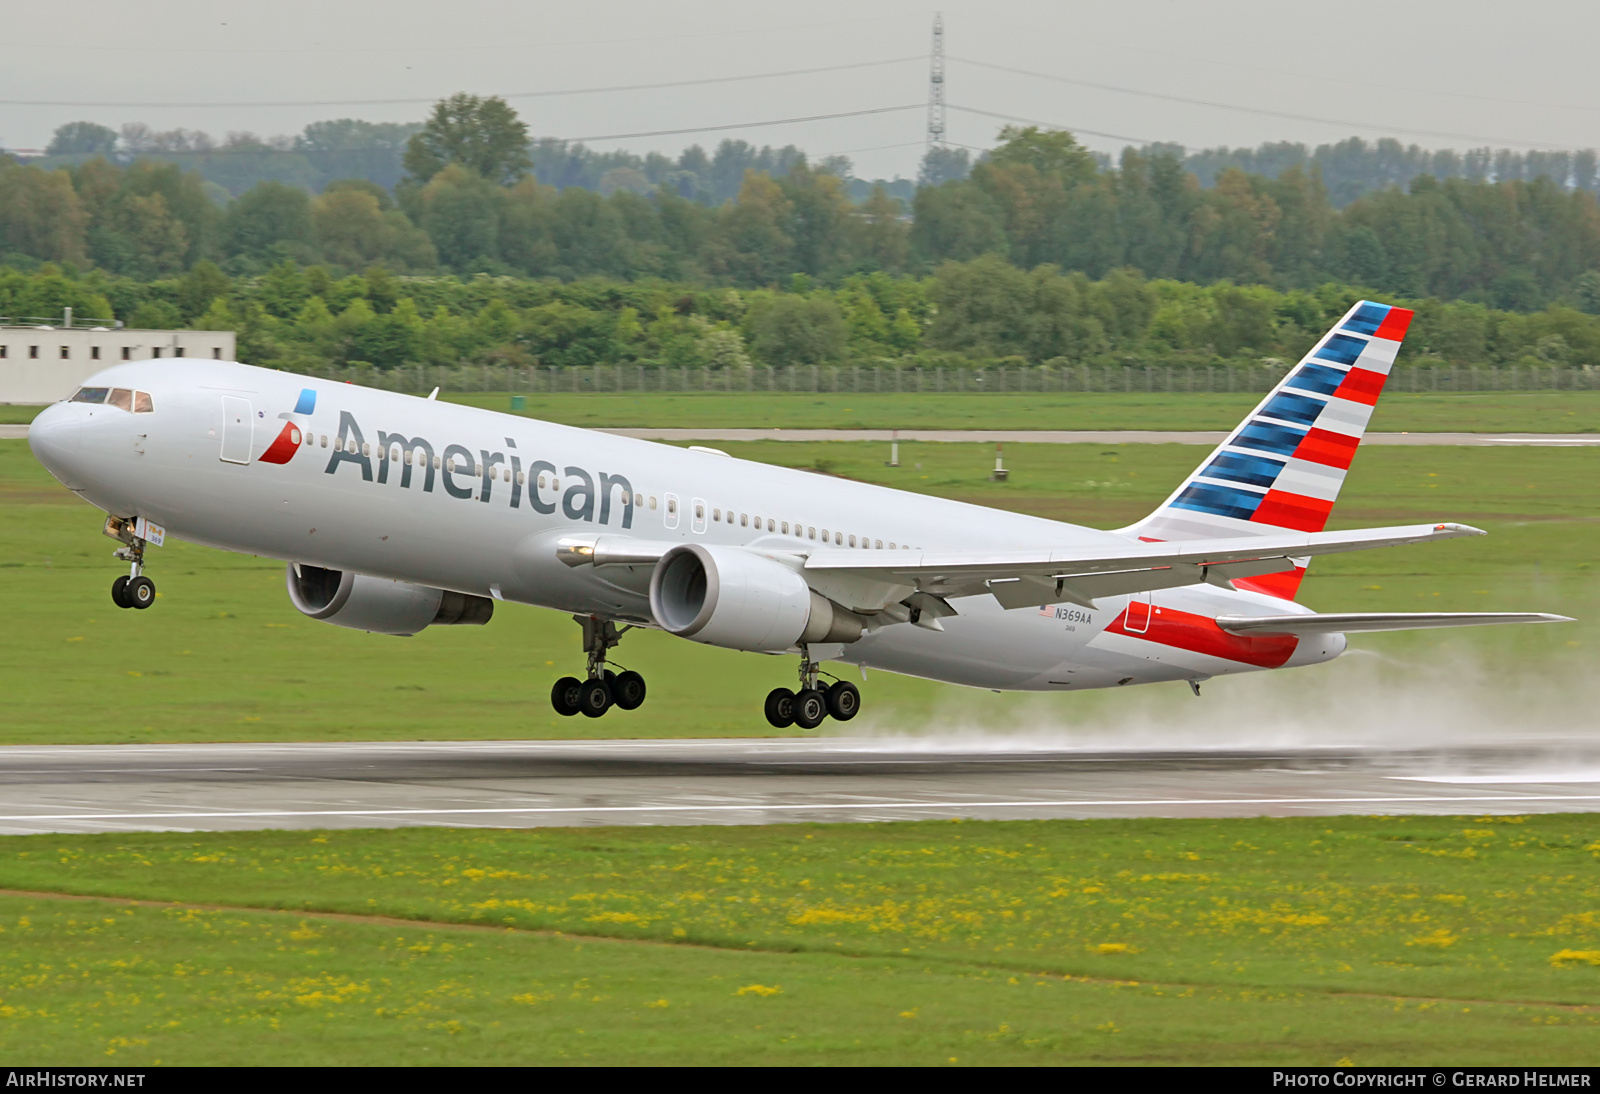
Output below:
[1122,299,1414,598]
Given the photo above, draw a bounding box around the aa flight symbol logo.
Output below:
[258,388,317,465]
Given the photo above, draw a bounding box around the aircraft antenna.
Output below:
[926,12,946,152]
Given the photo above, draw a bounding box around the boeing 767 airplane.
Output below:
[27,300,1568,728]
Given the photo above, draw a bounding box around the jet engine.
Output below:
[285,564,494,636]
[648,544,862,652]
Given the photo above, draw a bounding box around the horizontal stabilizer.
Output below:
[1215,611,1573,636]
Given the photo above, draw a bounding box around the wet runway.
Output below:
[2,737,1599,835]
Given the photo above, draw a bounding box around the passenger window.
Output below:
[433,456,441,469]
[634,493,643,506]
[874,539,882,549]
[696,504,705,519]
[835,532,843,545]
[888,542,896,549]
[768,519,775,532]
[666,498,676,514]
[132,391,153,413]
[502,468,511,482]
[741,514,748,527]
[809,527,817,539]
[320,435,328,448]
[713,509,720,522]
[108,388,133,411]
[70,387,109,404]
[363,444,372,458]
[649,496,658,510]
[517,471,525,485]
[538,475,546,489]
[781,522,789,534]
[473,463,482,477]
[305,432,313,446]
[552,479,559,491]
[848,535,856,547]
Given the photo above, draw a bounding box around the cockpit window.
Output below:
[132,391,153,413]
[70,387,109,404]
[107,388,134,411]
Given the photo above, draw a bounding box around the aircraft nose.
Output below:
[28,402,86,489]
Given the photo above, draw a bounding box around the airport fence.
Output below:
[298,362,1600,397]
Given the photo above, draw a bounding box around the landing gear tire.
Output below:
[111,576,131,609]
[126,576,156,610]
[551,676,583,717]
[578,677,613,718]
[826,680,860,721]
[764,687,797,729]
[612,670,647,711]
[792,688,827,730]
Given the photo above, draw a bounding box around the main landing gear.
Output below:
[104,517,156,610]
[550,615,647,719]
[764,646,860,730]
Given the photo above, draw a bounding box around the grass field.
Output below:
[2,815,1598,1064]
[7,389,1600,432]
[0,435,1591,744]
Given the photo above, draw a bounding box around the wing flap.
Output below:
[1216,611,1573,636]
[806,523,1483,608]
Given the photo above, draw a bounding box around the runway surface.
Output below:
[4,424,1595,445]
[3,737,1599,835]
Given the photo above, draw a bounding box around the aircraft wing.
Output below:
[803,522,1486,610]
[1216,611,1572,635]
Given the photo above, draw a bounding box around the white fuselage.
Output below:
[26,361,1344,692]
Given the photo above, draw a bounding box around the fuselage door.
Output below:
[1124,592,1152,634]
[220,396,254,465]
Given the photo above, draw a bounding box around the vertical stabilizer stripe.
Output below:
[1334,367,1387,406]
[1251,490,1334,533]
[1373,307,1415,342]
[1292,427,1361,469]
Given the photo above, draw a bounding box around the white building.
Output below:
[0,313,237,404]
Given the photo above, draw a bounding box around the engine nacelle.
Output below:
[648,544,862,652]
[285,564,494,636]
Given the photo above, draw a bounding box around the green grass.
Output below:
[3,815,1598,1064]
[1,436,1592,744]
[9,389,1600,431]
[441,389,1600,433]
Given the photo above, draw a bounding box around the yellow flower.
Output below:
[1549,950,1600,967]
[735,984,782,997]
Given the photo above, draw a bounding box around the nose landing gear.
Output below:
[104,517,156,610]
[764,647,862,730]
[550,615,647,718]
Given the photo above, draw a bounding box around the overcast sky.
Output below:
[4,0,1597,180]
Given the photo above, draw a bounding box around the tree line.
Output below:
[7,254,1600,375]
[5,97,1600,314]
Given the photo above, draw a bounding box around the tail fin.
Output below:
[1122,299,1413,599]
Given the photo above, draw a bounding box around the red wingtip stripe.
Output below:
[1373,307,1414,342]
